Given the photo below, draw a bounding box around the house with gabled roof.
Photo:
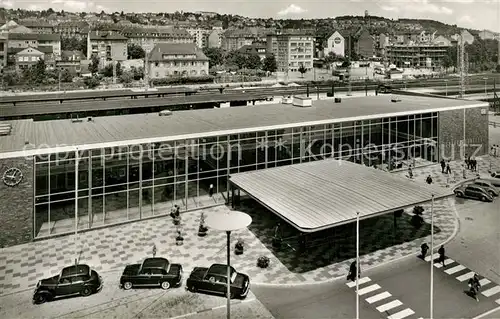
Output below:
[147,43,209,79]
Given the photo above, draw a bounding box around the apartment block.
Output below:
[267,33,314,72]
[122,26,193,50]
[87,31,128,66]
[387,43,451,68]
[147,43,209,79]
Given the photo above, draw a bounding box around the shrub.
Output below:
[151,76,214,86]
[257,256,270,268]
[83,76,100,89]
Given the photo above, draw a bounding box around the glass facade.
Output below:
[33,113,439,238]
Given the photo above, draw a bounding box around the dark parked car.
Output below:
[33,264,102,304]
[186,264,250,299]
[454,184,494,202]
[472,180,499,197]
[120,257,183,290]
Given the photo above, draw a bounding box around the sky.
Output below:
[1,0,499,33]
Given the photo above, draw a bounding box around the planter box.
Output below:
[292,96,312,107]
[282,97,293,104]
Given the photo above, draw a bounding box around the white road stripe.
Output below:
[480,278,491,286]
[424,253,440,262]
[346,277,371,288]
[445,265,466,275]
[456,272,475,282]
[376,300,403,312]
[366,291,392,304]
[446,259,455,264]
[495,298,500,305]
[387,308,415,319]
[482,286,500,297]
[434,263,443,268]
[357,284,381,296]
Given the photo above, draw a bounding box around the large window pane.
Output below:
[34,203,48,237]
[49,199,75,235]
[35,162,49,197]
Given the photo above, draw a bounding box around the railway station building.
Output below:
[0,95,489,247]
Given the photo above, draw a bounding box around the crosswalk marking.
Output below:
[446,259,455,264]
[346,277,371,288]
[481,286,500,297]
[366,291,392,304]
[479,278,491,286]
[357,284,381,296]
[376,300,403,312]
[456,272,475,282]
[495,298,500,305]
[424,253,440,262]
[387,308,415,319]
[445,265,466,275]
[434,263,443,268]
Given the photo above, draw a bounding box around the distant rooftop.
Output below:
[0,95,487,159]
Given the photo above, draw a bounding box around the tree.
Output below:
[127,43,145,59]
[119,71,133,84]
[32,58,47,84]
[441,54,452,72]
[89,55,99,75]
[202,47,225,68]
[262,54,277,73]
[244,53,262,70]
[130,66,144,80]
[298,64,307,78]
[84,76,100,89]
[226,51,246,69]
[60,69,73,82]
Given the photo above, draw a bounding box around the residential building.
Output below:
[14,46,55,71]
[7,33,61,60]
[36,34,62,59]
[207,29,223,48]
[432,35,452,47]
[451,30,475,45]
[394,31,420,45]
[187,28,211,48]
[222,28,269,51]
[267,32,314,72]
[355,28,375,59]
[121,26,192,50]
[54,21,90,40]
[18,19,54,34]
[238,42,267,60]
[147,43,209,79]
[87,31,128,66]
[387,43,451,68]
[418,31,436,43]
[56,50,85,75]
[375,33,389,57]
[323,31,345,58]
[0,35,7,67]
[478,30,498,40]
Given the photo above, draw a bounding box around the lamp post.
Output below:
[356,211,360,319]
[483,77,488,97]
[430,194,435,319]
[205,209,252,319]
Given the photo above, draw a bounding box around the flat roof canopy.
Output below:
[230,159,453,232]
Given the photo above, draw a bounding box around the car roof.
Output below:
[208,264,236,276]
[61,264,90,278]
[142,258,169,269]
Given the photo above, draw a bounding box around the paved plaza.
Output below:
[0,156,498,295]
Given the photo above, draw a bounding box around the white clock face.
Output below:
[2,168,23,187]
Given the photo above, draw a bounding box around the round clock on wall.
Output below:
[2,168,23,187]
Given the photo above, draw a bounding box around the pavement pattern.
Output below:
[4,156,499,295]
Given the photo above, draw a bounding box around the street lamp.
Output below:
[430,194,435,319]
[205,209,252,319]
[483,77,488,97]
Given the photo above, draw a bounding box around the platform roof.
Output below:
[229,159,453,232]
[0,95,486,159]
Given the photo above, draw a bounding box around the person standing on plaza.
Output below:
[347,260,361,282]
[408,165,413,179]
[209,183,214,197]
[462,165,467,179]
[446,162,452,174]
[426,175,433,184]
[438,245,446,267]
[420,243,429,259]
[440,159,446,173]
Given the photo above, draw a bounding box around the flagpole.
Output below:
[356,211,360,319]
[430,194,434,319]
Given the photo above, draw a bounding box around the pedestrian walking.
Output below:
[468,274,481,302]
[420,243,429,259]
[438,245,446,267]
[426,175,433,184]
[408,165,413,179]
[152,243,157,258]
[472,158,477,172]
[347,261,361,282]
[465,155,470,169]
[462,165,467,179]
[440,159,446,173]
[209,183,214,197]
[446,163,451,174]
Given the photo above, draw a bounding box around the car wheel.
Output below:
[161,281,170,290]
[34,292,49,304]
[481,196,488,202]
[81,287,92,297]
[123,282,133,290]
[455,191,463,198]
[189,285,197,292]
[489,191,495,197]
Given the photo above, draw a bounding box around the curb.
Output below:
[168,298,256,319]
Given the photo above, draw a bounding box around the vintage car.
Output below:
[472,180,499,197]
[33,264,102,304]
[120,257,183,290]
[454,184,494,202]
[186,264,250,299]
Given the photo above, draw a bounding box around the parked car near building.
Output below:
[472,180,499,197]
[33,264,102,304]
[120,257,183,290]
[186,264,250,299]
[454,184,494,202]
